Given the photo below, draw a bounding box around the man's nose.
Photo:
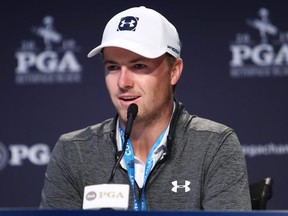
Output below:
[117,67,134,90]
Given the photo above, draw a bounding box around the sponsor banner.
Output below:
[242,143,288,157]
[229,8,288,78]
[14,15,83,85]
[0,141,50,171]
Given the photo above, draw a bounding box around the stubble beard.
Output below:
[134,94,173,129]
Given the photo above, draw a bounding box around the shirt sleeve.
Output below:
[202,130,252,210]
[39,136,83,209]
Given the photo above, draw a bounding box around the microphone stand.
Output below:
[108,103,138,183]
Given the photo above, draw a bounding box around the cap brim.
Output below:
[87,39,166,59]
[87,46,103,58]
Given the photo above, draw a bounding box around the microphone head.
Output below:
[127,103,138,120]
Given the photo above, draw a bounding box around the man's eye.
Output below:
[135,64,146,69]
[107,65,119,71]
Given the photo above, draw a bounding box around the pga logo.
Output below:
[15,50,81,74]
[230,43,288,67]
[0,142,50,170]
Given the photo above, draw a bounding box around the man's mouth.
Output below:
[119,96,140,101]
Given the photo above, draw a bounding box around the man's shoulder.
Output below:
[59,118,114,142]
[191,116,232,134]
[180,109,233,135]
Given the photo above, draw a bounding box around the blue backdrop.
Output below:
[0,0,287,209]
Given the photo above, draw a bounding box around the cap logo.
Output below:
[118,16,139,31]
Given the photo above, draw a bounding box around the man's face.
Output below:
[103,47,180,126]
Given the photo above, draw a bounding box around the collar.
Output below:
[115,102,176,152]
[115,102,176,168]
[110,99,184,161]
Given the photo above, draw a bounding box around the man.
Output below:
[40,6,251,210]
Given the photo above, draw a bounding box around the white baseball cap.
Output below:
[87,6,181,59]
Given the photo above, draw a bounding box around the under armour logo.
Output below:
[118,16,139,31]
[171,180,191,193]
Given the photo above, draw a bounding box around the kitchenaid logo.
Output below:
[0,142,9,171]
[0,141,50,171]
[229,8,288,78]
[14,15,83,85]
[86,191,97,201]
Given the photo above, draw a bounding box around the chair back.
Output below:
[249,177,273,210]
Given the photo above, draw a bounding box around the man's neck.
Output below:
[130,126,167,163]
[129,103,174,163]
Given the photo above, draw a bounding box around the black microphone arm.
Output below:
[108,103,138,183]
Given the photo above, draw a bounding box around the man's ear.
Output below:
[171,58,183,85]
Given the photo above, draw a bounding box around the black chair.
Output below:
[249,177,273,210]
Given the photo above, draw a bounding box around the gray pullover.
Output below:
[40,101,251,210]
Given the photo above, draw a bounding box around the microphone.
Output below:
[124,103,138,140]
[108,103,138,183]
[82,103,138,210]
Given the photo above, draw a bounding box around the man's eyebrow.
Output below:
[103,57,145,65]
[103,59,117,65]
[130,57,144,63]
